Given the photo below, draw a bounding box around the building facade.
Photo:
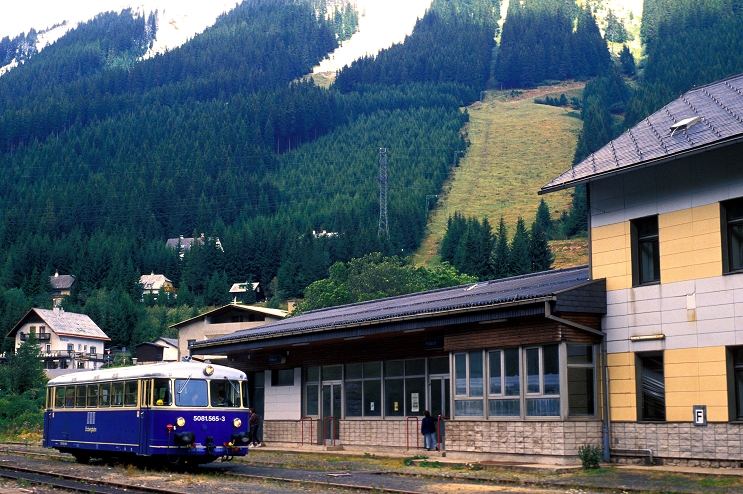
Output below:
[192,267,606,463]
[7,307,111,377]
[541,72,743,466]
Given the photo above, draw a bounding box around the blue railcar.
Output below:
[43,362,251,465]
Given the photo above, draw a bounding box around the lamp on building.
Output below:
[629,334,665,341]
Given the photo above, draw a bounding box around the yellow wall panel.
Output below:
[607,352,633,367]
[699,362,726,376]
[610,408,637,422]
[698,376,727,391]
[695,262,723,279]
[692,203,720,221]
[610,379,636,394]
[697,347,726,363]
[608,365,633,380]
[698,391,729,407]
[659,209,692,228]
[665,348,699,364]
[665,376,700,393]
[666,407,693,422]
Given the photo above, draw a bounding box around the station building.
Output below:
[192,266,607,463]
[540,72,743,466]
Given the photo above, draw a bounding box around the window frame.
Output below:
[631,215,661,286]
[487,347,521,417]
[344,361,382,418]
[721,197,743,274]
[567,344,597,417]
[636,352,666,422]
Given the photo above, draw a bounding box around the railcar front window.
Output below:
[210,379,240,407]
[175,379,208,407]
[154,379,172,406]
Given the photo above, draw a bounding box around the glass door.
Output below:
[322,383,342,445]
[429,377,450,450]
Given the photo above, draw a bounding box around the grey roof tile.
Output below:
[542,73,743,193]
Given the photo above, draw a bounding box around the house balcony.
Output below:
[19,332,51,341]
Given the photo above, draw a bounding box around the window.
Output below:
[722,197,743,273]
[175,378,207,407]
[67,343,74,355]
[730,347,743,420]
[305,367,319,416]
[637,353,665,421]
[87,384,99,407]
[124,380,138,406]
[90,346,96,355]
[454,351,485,416]
[154,379,172,406]
[525,345,560,416]
[488,348,520,416]
[112,382,125,406]
[210,379,240,407]
[345,362,382,417]
[567,344,596,416]
[99,382,111,407]
[54,387,66,408]
[75,385,87,407]
[271,369,294,386]
[384,359,426,417]
[632,216,660,286]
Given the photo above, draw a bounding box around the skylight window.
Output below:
[670,116,701,136]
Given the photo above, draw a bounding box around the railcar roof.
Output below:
[47,362,246,385]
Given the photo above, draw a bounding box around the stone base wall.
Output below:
[264,419,602,462]
[611,422,743,465]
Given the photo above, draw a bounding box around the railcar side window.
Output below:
[87,384,99,407]
[99,383,111,407]
[112,382,125,407]
[55,387,66,408]
[154,379,172,406]
[175,378,208,407]
[124,381,138,406]
[75,385,87,408]
[65,386,76,407]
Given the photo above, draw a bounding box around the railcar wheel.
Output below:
[73,453,90,464]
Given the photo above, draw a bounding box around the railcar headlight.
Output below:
[204,365,214,376]
[176,417,186,427]
[233,418,242,428]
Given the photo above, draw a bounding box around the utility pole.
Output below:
[378,148,388,237]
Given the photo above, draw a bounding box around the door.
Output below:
[429,377,450,449]
[321,383,341,445]
[138,379,151,455]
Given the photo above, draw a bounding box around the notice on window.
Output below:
[370,402,375,411]
[394,402,399,411]
[411,393,419,412]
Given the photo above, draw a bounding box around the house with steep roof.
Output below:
[170,304,288,363]
[134,337,179,364]
[139,273,174,297]
[7,307,111,377]
[540,72,743,466]
[50,271,75,307]
[229,282,266,303]
[165,234,223,259]
[191,267,606,462]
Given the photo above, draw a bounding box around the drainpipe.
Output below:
[544,301,610,462]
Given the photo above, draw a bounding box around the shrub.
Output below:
[577,444,603,469]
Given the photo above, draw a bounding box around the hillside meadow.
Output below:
[414,82,589,269]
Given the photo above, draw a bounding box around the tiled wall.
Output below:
[264,419,603,461]
[264,368,302,420]
[612,422,743,467]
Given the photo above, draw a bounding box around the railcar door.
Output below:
[138,379,152,456]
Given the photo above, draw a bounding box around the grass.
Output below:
[414,81,589,268]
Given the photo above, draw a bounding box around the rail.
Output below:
[322,415,338,447]
[300,416,314,446]
[405,416,420,450]
[436,415,449,451]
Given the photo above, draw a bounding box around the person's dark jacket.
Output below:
[421,416,436,435]
[249,412,259,426]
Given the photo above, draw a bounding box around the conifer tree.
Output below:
[490,217,510,279]
[507,218,531,276]
[529,219,554,273]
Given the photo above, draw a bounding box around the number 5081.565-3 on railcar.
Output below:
[43,362,251,465]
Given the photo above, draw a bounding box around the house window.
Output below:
[525,344,560,416]
[567,344,596,416]
[637,353,665,421]
[46,344,51,354]
[67,343,74,355]
[454,351,485,416]
[722,197,743,273]
[345,362,382,417]
[632,216,660,286]
[90,346,96,355]
[271,369,294,386]
[488,348,520,416]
